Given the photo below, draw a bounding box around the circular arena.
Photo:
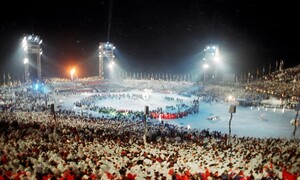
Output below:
[0,72,299,179]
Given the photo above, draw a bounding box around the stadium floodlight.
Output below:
[204,45,219,59]
[22,34,42,82]
[22,37,27,48]
[108,61,115,70]
[203,44,221,81]
[23,45,28,52]
[24,58,29,64]
[213,46,220,62]
[214,55,220,62]
[24,57,29,82]
[98,42,116,79]
[203,63,209,84]
[203,63,209,69]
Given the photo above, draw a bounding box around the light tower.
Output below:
[203,45,220,81]
[22,34,43,82]
[98,42,115,79]
[204,45,219,61]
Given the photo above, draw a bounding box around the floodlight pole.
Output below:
[22,35,43,82]
[98,42,115,79]
[293,111,298,139]
[228,105,236,146]
[143,114,147,147]
[143,106,149,148]
[37,51,42,80]
[24,61,29,82]
[228,112,233,145]
[293,103,299,139]
[203,70,206,85]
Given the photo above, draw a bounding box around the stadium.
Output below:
[0,35,299,179]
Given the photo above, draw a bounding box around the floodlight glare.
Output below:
[203,63,209,69]
[99,42,116,79]
[23,45,27,52]
[22,34,43,81]
[108,61,115,69]
[24,58,29,64]
[214,55,220,62]
[22,37,27,46]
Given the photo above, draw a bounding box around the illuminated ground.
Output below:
[57,90,299,139]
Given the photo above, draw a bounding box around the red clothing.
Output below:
[126,173,136,180]
[168,168,174,176]
[181,174,189,180]
[175,173,182,180]
[205,168,210,178]
[105,172,113,179]
[1,155,7,164]
[200,173,208,180]
[5,171,12,179]
[282,168,298,180]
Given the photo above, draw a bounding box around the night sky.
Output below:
[0,0,299,80]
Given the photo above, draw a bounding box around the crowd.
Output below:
[0,65,300,180]
[246,65,300,107]
[0,111,299,180]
